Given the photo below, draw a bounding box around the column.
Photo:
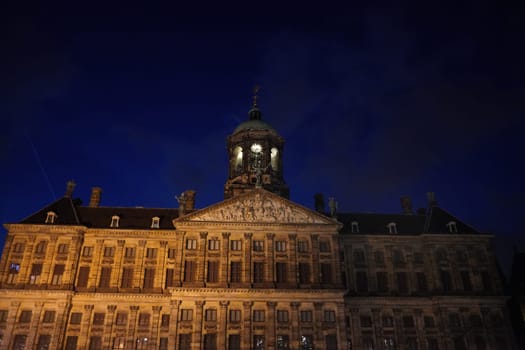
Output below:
[27,302,45,349]
[127,305,140,349]
[137,240,147,290]
[116,240,125,290]
[336,303,347,350]
[242,301,253,350]
[175,231,186,286]
[311,235,320,287]
[349,307,361,350]
[198,232,208,286]
[103,305,117,349]
[415,309,425,350]
[219,301,230,349]
[81,304,95,349]
[290,302,301,350]
[150,306,162,349]
[170,300,181,350]
[44,235,58,283]
[221,232,230,286]
[244,233,253,285]
[266,302,277,350]
[159,241,168,291]
[371,308,381,348]
[288,234,297,286]
[393,308,404,350]
[266,234,275,286]
[313,302,323,345]
[193,301,205,349]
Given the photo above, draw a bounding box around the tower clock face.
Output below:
[250,143,262,153]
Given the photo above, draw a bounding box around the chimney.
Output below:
[64,180,76,198]
[314,193,325,213]
[328,197,338,217]
[427,192,438,207]
[89,187,102,207]
[184,190,196,211]
[400,196,413,215]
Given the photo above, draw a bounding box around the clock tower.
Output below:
[224,88,289,199]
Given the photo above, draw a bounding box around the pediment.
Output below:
[175,189,337,225]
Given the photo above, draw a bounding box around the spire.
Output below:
[249,85,262,120]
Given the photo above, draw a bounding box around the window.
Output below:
[474,337,486,350]
[374,251,385,264]
[318,263,332,284]
[45,211,57,224]
[0,310,8,322]
[403,316,415,328]
[205,309,217,321]
[416,272,428,292]
[300,310,313,322]
[456,249,468,263]
[356,271,368,292]
[324,310,336,322]
[319,240,331,252]
[449,313,461,328]
[180,309,193,321]
[271,147,279,170]
[461,271,472,291]
[146,248,157,258]
[384,338,396,350]
[351,221,359,233]
[121,267,134,288]
[325,335,338,350]
[363,338,374,350]
[276,262,287,283]
[93,312,105,325]
[208,239,220,250]
[441,270,452,291]
[103,246,115,257]
[9,262,20,273]
[138,313,150,326]
[124,247,136,258]
[186,239,197,250]
[360,315,372,328]
[277,310,289,322]
[13,242,25,253]
[207,261,219,282]
[65,336,78,350]
[116,312,127,325]
[253,240,264,252]
[230,262,242,283]
[52,264,65,285]
[204,333,217,350]
[446,221,458,233]
[13,335,27,350]
[161,314,170,327]
[159,338,168,350]
[233,146,243,174]
[275,240,287,252]
[300,335,313,350]
[110,215,120,227]
[167,248,176,259]
[143,268,155,288]
[151,216,160,228]
[82,246,93,257]
[481,271,492,291]
[184,261,196,282]
[253,310,265,322]
[230,309,241,322]
[278,335,290,350]
[231,240,242,251]
[414,252,424,264]
[77,266,90,288]
[30,263,43,284]
[382,316,394,327]
[165,268,175,287]
[427,338,439,350]
[424,316,435,328]
[387,222,397,234]
[470,314,482,328]
[99,267,112,288]
[454,337,467,350]
[253,262,264,283]
[179,334,191,350]
[377,272,389,292]
[297,240,308,252]
[436,248,447,261]
[37,334,51,350]
[89,336,102,350]
[396,272,408,293]
[407,337,418,350]
[254,335,265,350]
[70,312,82,324]
[299,263,310,284]
[229,335,241,350]
[35,241,47,254]
[57,243,69,254]
[353,249,365,264]
[19,310,32,323]
[393,250,404,264]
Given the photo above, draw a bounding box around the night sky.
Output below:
[2,3,524,277]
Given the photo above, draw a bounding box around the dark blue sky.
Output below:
[2,3,524,276]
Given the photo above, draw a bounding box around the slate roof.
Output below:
[18,196,480,235]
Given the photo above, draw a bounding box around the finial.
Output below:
[65,180,76,198]
[252,85,260,108]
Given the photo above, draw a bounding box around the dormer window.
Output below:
[151,217,160,229]
[45,211,58,224]
[387,222,398,234]
[351,221,359,233]
[110,215,120,228]
[446,221,458,233]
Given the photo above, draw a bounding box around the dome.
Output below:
[232,119,277,134]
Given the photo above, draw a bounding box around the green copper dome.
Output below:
[232,119,277,134]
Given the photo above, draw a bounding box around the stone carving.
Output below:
[194,192,327,224]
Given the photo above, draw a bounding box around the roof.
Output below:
[232,119,277,134]
[20,197,80,225]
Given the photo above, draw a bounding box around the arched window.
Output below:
[233,146,243,174]
[110,215,120,228]
[446,221,458,233]
[45,211,58,224]
[387,222,397,234]
[151,217,160,229]
[270,147,279,171]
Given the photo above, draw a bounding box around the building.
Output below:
[0,96,517,349]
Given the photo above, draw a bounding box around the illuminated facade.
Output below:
[0,98,517,349]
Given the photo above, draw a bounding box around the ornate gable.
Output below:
[175,189,337,226]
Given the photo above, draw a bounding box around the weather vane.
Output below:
[252,85,260,108]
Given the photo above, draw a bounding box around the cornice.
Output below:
[5,224,86,234]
